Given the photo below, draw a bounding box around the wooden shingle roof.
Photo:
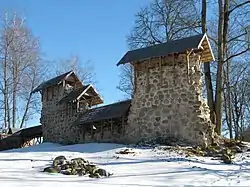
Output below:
[32,71,75,93]
[117,33,214,65]
[14,125,42,139]
[59,85,90,103]
[75,99,131,125]
[59,84,103,106]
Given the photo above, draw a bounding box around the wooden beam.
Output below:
[133,63,137,94]
[62,80,65,88]
[146,62,150,92]
[46,88,48,101]
[159,56,162,86]
[111,119,113,135]
[172,54,176,84]
[186,50,192,84]
[76,84,92,100]
[122,116,125,136]
[91,125,93,139]
[51,86,54,99]
[101,120,104,138]
[90,98,93,107]
[77,101,79,112]
[41,90,44,102]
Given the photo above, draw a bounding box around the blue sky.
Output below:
[0,0,151,127]
[0,0,151,102]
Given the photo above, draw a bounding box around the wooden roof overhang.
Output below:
[74,100,131,126]
[31,70,83,94]
[59,84,103,106]
[116,33,215,66]
[77,84,104,106]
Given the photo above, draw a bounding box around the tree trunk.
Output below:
[223,61,233,139]
[12,62,17,128]
[3,53,8,129]
[202,0,216,124]
[3,42,11,130]
[20,69,37,128]
[215,0,225,135]
[19,93,31,129]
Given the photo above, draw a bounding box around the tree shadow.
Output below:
[2,142,126,153]
[0,158,50,162]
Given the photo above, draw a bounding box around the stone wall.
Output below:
[41,83,126,145]
[126,54,216,146]
[41,84,83,144]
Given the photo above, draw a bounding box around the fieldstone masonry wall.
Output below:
[41,85,82,144]
[126,54,216,146]
[41,84,124,144]
[41,53,216,146]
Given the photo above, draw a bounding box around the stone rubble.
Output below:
[151,138,249,164]
[43,155,112,178]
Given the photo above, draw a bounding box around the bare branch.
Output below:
[225,48,249,62]
[228,1,250,15]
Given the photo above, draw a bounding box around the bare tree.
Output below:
[50,55,97,86]
[0,13,42,129]
[122,0,250,137]
[118,0,201,98]
[201,0,217,125]
[117,63,134,98]
[127,0,200,49]
[223,58,250,139]
[212,0,250,135]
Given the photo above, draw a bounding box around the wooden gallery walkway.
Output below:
[0,125,42,151]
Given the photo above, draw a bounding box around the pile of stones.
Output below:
[136,136,191,148]
[116,148,135,154]
[184,139,249,164]
[151,138,249,164]
[43,156,112,178]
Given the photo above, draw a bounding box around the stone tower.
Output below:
[31,71,103,144]
[117,34,216,146]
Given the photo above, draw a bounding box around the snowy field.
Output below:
[0,143,250,187]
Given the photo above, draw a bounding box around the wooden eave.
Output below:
[198,33,215,62]
[59,71,83,87]
[77,84,103,106]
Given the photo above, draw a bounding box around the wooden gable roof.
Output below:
[117,33,214,66]
[59,84,103,106]
[31,70,82,94]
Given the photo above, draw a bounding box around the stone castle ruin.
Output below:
[32,33,216,146]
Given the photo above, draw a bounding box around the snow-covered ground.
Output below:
[0,143,250,187]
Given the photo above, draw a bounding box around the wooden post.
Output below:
[76,101,79,112]
[133,63,137,94]
[101,120,104,138]
[186,50,192,84]
[90,98,93,107]
[41,90,44,102]
[91,125,93,139]
[122,116,125,136]
[51,86,54,99]
[62,80,65,88]
[159,56,162,86]
[146,62,150,92]
[172,54,176,84]
[46,88,48,101]
[111,119,113,135]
